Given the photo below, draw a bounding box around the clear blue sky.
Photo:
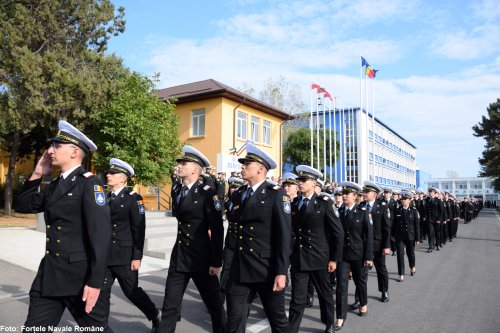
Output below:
[106,0,500,179]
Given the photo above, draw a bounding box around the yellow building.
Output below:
[156,79,291,176]
[0,147,36,186]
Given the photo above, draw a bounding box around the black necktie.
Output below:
[367,203,372,212]
[178,185,188,205]
[300,198,309,213]
[244,187,253,204]
[345,208,350,217]
[108,192,116,202]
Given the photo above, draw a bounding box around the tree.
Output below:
[283,127,340,182]
[472,98,500,191]
[259,76,308,115]
[0,0,126,215]
[91,72,181,186]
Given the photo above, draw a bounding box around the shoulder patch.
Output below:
[213,195,222,211]
[203,185,212,191]
[83,172,94,178]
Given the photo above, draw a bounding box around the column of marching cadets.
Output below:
[15,119,482,333]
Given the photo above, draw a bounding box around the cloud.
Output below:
[430,23,500,60]
[129,0,499,178]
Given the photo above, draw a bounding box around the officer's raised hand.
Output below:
[30,150,53,180]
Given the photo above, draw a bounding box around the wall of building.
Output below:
[309,108,417,188]
[426,177,500,202]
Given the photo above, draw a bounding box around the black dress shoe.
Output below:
[324,324,335,333]
[436,246,440,251]
[305,297,314,308]
[151,308,161,332]
[427,248,433,253]
[381,292,389,303]
[335,319,346,331]
[359,310,368,317]
[391,252,396,256]
[350,301,360,310]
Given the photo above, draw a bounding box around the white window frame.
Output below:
[251,116,260,142]
[191,108,205,137]
[237,112,247,139]
[263,120,271,145]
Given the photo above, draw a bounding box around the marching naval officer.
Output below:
[220,176,245,302]
[335,182,373,331]
[391,190,420,281]
[14,120,112,332]
[358,181,391,304]
[157,146,226,333]
[102,158,160,332]
[288,165,344,333]
[226,144,291,333]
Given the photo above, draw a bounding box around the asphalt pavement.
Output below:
[0,208,499,333]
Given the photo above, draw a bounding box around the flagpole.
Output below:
[316,92,320,172]
[310,84,314,167]
[331,97,336,183]
[371,78,375,180]
[323,94,327,179]
[341,101,345,182]
[365,70,369,183]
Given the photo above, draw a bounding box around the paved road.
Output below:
[1,208,499,333]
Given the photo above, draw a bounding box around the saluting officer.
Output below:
[391,190,420,281]
[359,181,391,304]
[335,182,373,331]
[157,146,226,333]
[226,144,291,333]
[14,120,112,332]
[288,166,344,333]
[102,158,160,332]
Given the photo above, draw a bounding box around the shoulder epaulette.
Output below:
[203,185,212,191]
[83,172,94,178]
[129,191,137,196]
[361,207,367,211]
[381,201,387,206]
[273,185,282,190]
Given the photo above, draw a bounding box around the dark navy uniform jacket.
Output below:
[107,188,146,266]
[290,193,344,271]
[392,206,420,241]
[170,182,224,272]
[230,181,292,283]
[338,204,373,262]
[360,200,392,253]
[425,197,442,223]
[14,166,111,296]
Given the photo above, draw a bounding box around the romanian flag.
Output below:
[366,65,374,78]
[311,83,321,90]
[229,147,237,155]
[361,56,370,67]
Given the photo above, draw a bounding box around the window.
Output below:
[191,109,205,136]
[251,116,260,142]
[237,112,247,139]
[263,120,271,145]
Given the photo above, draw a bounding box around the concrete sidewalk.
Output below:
[0,227,169,273]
